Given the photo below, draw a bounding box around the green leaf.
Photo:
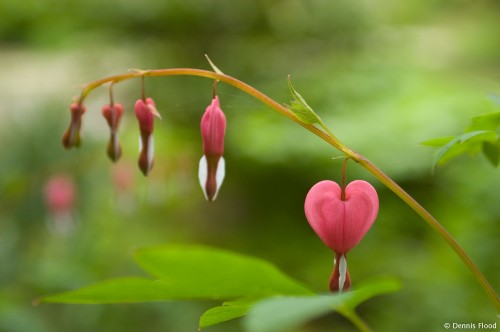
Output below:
[482,141,500,167]
[467,112,500,131]
[285,76,321,125]
[199,299,255,329]
[458,130,496,143]
[420,136,455,147]
[39,246,400,331]
[244,278,401,332]
[432,130,497,169]
[134,244,313,299]
[41,245,312,305]
[40,277,174,304]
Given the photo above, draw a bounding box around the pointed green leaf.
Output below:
[420,136,455,147]
[431,136,461,169]
[244,278,401,332]
[340,278,402,310]
[199,299,255,329]
[458,130,496,143]
[286,77,321,125]
[467,112,500,131]
[134,245,313,299]
[40,278,173,304]
[482,141,500,167]
[41,245,313,305]
[432,130,497,169]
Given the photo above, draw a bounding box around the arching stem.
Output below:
[75,68,500,313]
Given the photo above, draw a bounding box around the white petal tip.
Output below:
[338,254,347,293]
[198,156,209,200]
[198,156,225,201]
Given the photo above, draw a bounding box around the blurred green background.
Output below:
[0,0,499,331]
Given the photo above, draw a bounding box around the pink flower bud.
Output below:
[102,103,124,162]
[62,103,86,149]
[198,96,226,201]
[304,180,379,292]
[134,98,160,176]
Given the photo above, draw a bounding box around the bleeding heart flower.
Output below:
[198,96,226,202]
[102,103,124,162]
[134,98,161,176]
[304,180,378,292]
[62,103,86,149]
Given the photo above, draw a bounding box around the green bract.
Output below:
[285,76,322,125]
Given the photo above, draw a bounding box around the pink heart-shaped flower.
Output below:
[304,180,379,254]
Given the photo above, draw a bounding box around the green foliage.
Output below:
[40,245,398,331]
[244,278,401,332]
[421,107,500,169]
[133,245,313,298]
[199,299,255,328]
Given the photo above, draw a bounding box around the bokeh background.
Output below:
[0,0,499,331]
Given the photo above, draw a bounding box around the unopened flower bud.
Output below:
[62,103,86,149]
[102,103,124,162]
[134,98,160,176]
[198,96,226,201]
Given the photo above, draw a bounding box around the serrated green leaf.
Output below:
[420,136,455,147]
[244,278,401,332]
[467,112,500,131]
[286,77,321,125]
[40,278,172,304]
[199,299,255,329]
[482,141,500,167]
[134,244,313,299]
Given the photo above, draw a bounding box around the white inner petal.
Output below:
[198,155,208,200]
[338,254,347,293]
[147,135,154,169]
[213,156,225,200]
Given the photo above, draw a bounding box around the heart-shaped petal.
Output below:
[304,180,378,254]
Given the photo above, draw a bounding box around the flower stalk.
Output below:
[70,67,499,313]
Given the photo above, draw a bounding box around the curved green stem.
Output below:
[76,68,500,313]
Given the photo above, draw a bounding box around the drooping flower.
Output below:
[198,96,226,201]
[62,103,86,149]
[102,103,124,162]
[134,98,161,176]
[304,180,379,292]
